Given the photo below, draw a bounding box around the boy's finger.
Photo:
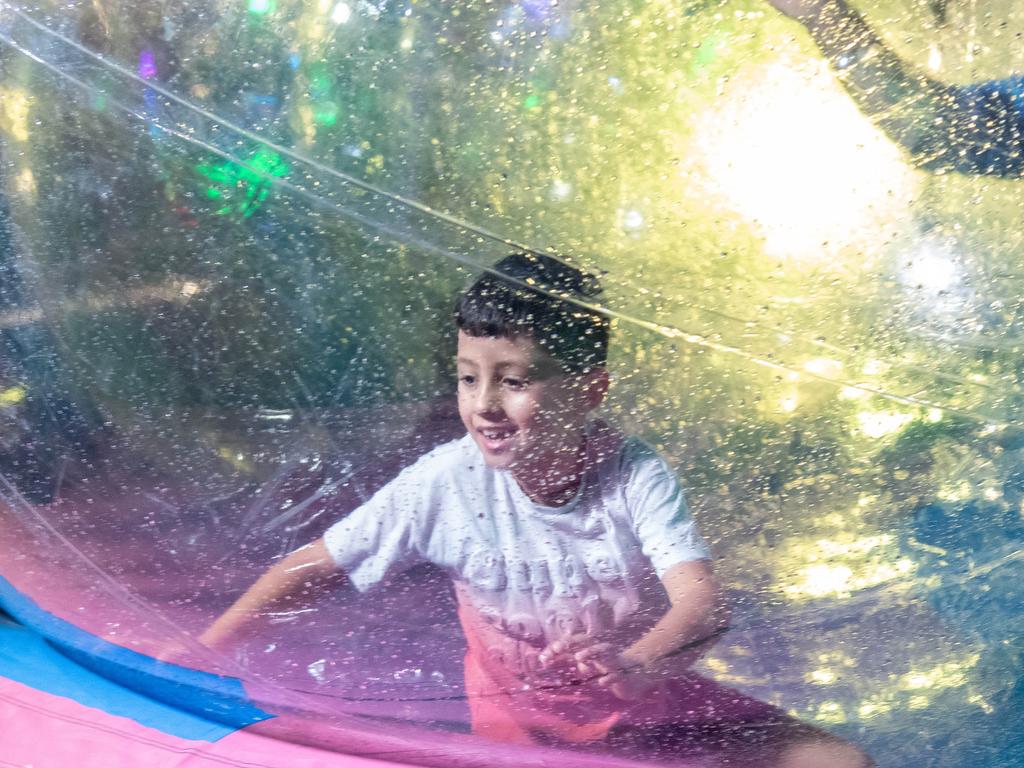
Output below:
[599,671,645,702]
[538,646,564,668]
[155,645,185,664]
[573,642,615,665]
[538,642,563,667]
[561,633,589,651]
[573,641,609,658]
[539,634,589,666]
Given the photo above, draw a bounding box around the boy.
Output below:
[195,253,870,766]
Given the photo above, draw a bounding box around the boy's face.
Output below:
[456,331,607,477]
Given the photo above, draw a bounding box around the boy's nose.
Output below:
[475,382,504,415]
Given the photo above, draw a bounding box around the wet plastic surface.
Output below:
[1,1,1023,766]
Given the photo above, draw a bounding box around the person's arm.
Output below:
[536,443,728,699]
[618,559,729,672]
[766,0,1024,176]
[197,538,344,652]
[546,560,729,700]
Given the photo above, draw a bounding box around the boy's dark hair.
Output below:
[454,253,609,373]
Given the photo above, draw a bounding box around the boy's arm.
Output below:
[197,538,344,652]
[189,456,429,661]
[539,559,729,700]
[619,558,729,673]
[571,560,729,700]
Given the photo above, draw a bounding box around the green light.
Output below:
[523,94,541,110]
[314,101,340,126]
[693,35,719,69]
[195,147,290,218]
[248,0,274,15]
[308,65,335,99]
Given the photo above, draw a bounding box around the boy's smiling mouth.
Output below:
[477,425,518,452]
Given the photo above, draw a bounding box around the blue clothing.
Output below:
[924,76,1024,176]
[809,3,1024,177]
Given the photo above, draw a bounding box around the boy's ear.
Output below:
[582,367,609,409]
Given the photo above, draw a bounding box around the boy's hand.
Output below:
[152,636,198,666]
[573,642,659,701]
[537,634,588,670]
[539,635,658,701]
[152,631,229,669]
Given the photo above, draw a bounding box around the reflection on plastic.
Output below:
[0,0,1021,767]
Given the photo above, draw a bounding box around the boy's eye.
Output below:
[458,374,476,386]
[502,377,528,390]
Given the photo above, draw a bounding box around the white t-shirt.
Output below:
[323,423,710,673]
